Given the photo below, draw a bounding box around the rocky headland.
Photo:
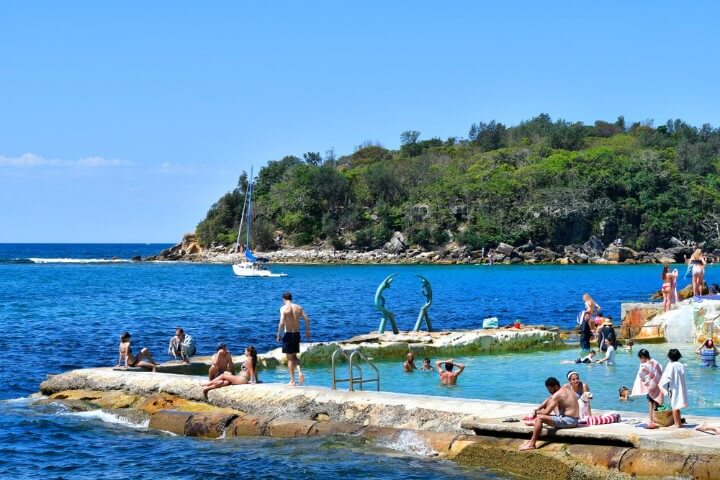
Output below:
[145,233,718,265]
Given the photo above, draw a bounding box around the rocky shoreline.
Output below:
[144,233,718,265]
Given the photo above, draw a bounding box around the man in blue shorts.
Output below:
[276,291,311,386]
[519,376,579,451]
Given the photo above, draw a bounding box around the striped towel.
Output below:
[584,413,620,426]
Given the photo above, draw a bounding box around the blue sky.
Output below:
[1,1,719,242]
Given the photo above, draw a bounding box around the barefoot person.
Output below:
[519,377,579,451]
[168,327,196,363]
[202,346,258,397]
[659,348,688,428]
[208,343,235,380]
[116,332,157,372]
[276,291,311,386]
[436,359,464,385]
[630,348,664,427]
[689,249,707,300]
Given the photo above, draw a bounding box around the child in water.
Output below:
[561,351,595,364]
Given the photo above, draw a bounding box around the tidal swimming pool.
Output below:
[263,344,720,418]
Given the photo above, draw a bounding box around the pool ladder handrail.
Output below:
[331,348,380,392]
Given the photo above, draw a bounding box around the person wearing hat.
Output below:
[596,317,617,353]
[208,342,235,380]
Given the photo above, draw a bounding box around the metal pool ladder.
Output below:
[331,347,380,392]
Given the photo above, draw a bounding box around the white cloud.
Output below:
[0,153,132,168]
[151,162,197,175]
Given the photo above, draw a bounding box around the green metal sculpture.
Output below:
[375,273,399,334]
[413,275,433,332]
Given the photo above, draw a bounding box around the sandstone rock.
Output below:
[267,419,316,438]
[653,251,676,264]
[495,243,515,257]
[582,235,605,256]
[491,253,505,263]
[185,412,237,438]
[570,252,589,264]
[383,232,408,253]
[603,245,636,262]
[535,247,556,262]
[516,240,535,253]
[226,414,270,436]
[149,410,192,435]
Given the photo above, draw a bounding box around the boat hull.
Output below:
[232,262,286,277]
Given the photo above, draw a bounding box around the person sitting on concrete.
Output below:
[208,343,235,380]
[403,352,417,372]
[436,359,464,385]
[421,357,433,371]
[168,327,196,363]
[519,377,579,451]
[116,332,157,372]
[201,346,257,398]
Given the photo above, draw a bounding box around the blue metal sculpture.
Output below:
[413,275,433,332]
[375,273,399,334]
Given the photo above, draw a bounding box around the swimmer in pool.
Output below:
[403,352,417,372]
[436,359,464,385]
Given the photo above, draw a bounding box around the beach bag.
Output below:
[482,317,499,329]
[652,406,673,427]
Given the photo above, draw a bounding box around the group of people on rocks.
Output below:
[114,291,312,396]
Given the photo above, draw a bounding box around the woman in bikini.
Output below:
[661,266,672,312]
[202,346,258,397]
[689,249,707,300]
[116,332,157,372]
[566,370,592,420]
[582,293,602,330]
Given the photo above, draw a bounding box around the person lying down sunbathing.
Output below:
[696,423,720,435]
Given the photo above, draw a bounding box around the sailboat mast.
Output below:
[233,171,250,254]
[246,166,254,250]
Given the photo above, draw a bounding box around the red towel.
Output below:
[585,413,620,426]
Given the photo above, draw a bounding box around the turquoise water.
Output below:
[2,244,718,478]
[265,345,720,417]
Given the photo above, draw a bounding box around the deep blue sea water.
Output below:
[1,244,717,479]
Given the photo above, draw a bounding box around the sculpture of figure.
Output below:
[375,274,399,334]
[413,275,433,332]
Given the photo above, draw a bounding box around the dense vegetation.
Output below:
[196,114,720,252]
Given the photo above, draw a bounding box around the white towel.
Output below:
[659,361,688,410]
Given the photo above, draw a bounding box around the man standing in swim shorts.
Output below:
[277,291,311,386]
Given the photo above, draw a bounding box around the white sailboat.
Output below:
[232,167,287,278]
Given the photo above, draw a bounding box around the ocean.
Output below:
[0,244,710,479]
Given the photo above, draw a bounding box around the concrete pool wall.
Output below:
[39,368,720,480]
[157,327,566,376]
